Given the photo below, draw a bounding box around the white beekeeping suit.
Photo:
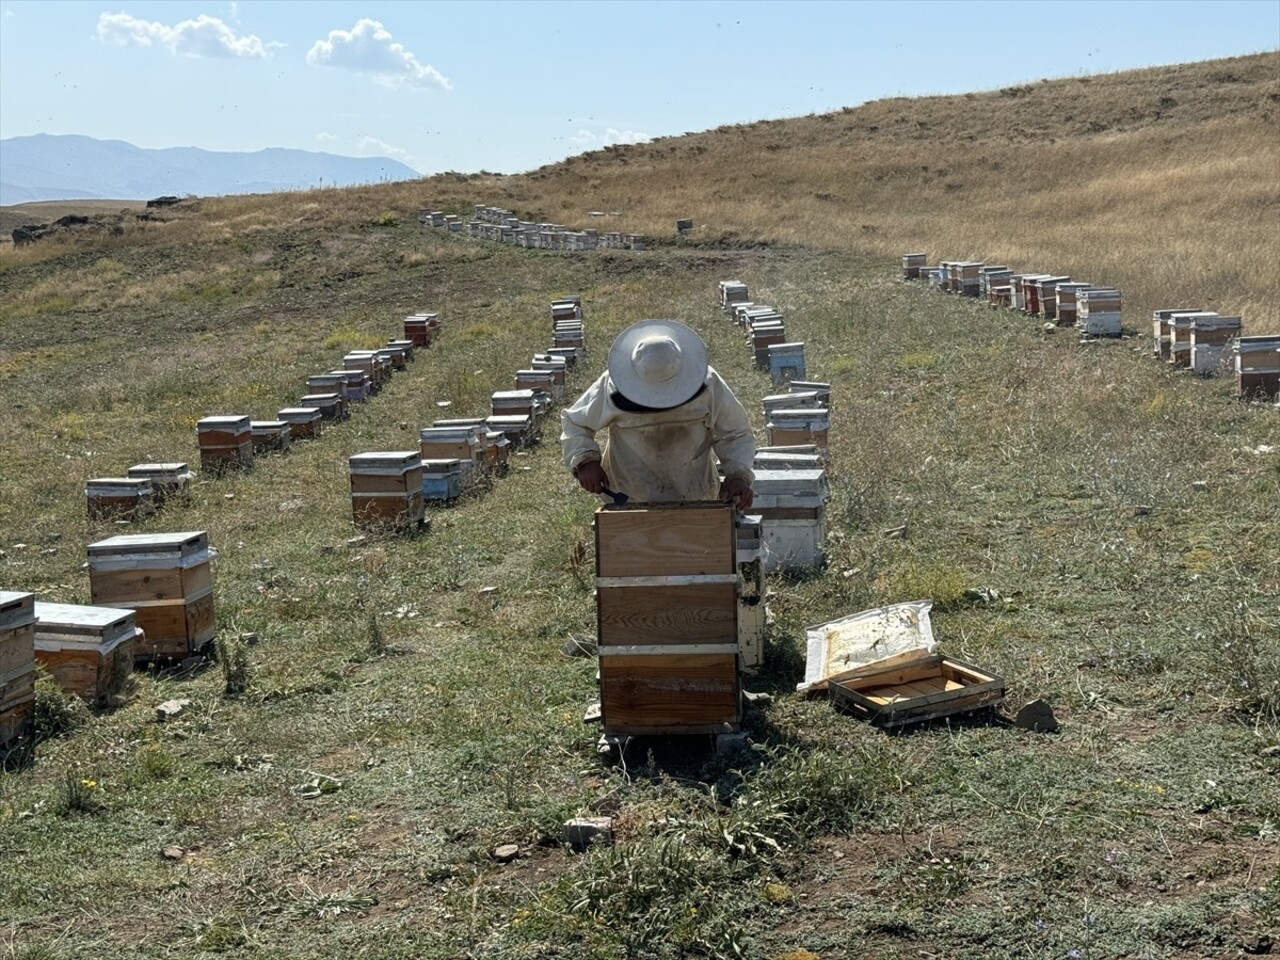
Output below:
[560,319,755,504]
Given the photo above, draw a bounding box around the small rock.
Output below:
[346,536,368,548]
[477,586,498,598]
[1190,480,1209,492]
[1014,698,1059,733]
[156,698,193,722]
[562,634,597,658]
[882,524,909,540]
[0,550,6,559]
[1133,505,1153,516]
[398,421,409,430]
[12,543,27,551]
[492,844,520,863]
[240,632,260,646]
[1260,744,1280,757]
[566,816,613,852]
[224,493,235,500]
[162,845,185,861]
[964,586,1001,604]
[40,548,57,556]
[1042,322,1056,333]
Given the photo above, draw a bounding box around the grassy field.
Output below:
[1,54,1279,960]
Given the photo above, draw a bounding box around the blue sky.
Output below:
[1,0,1277,176]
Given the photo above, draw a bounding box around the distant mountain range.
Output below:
[0,134,420,206]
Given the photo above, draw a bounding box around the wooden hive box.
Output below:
[1190,316,1243,376]
[595,502,741,736]
[307,372,346,394]
[86,477,157,522]
[788,381,832,408]
[901,253,927,281]
[1035,276,1072,321]
[329,369,372,403]
[531,355,568,386]
[386,339,416,363]
[127,462,193,503]
[196,415,252,473]
[277,407,323,440]
[766,407,830,450]
[404,315,433,347]
[1019,275,1050,314]
[300,392,347,421]
[343,352,383,392]
[349,452,425,531]
[763,390,820,415]
[420,458,465,501]
[735,515,765,673]
[1234,335,1280,399]
[1,591,37,747]
[1053,282,1091,326]
[33,602,140,705]
[1166,311,1216,366]
[376,344,409,371]
[751,330,788,369]
[87,531,215,663]
[958,262,984,297]
[829,655,1005,728]
[767,342,807,388]
[1078,288,1123,337]
[546,347,578,369]
[250,420,292,454]
[1151,308,1203,361]
[491,390,539,421]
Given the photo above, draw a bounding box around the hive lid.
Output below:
[87,531,208,556]
[0,591,36,630]
[128,462,190,475]
[197,415,250,430]
[278,407,322,419]
[349,451,420,472]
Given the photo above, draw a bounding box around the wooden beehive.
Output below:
[197,415,252,473]
[1190,316,1243,375]
[719,281,749,312]
[404,317,433,347]
[901,253,927,281]
[33,602,140,705]
[328,369,372,404]
[250,420,292,454]
[0,591,37,747]
[1151,308,1203,361]
[86,477,156,521]
[1054,283,1091,327]
[546,347,578,369]
[376,344,409,371]
[1234,335,1280,399]
[277,407,323,440]
[127,463,193,503]
[349,452,425,531]
[421,458,465,501]
[735,516,765,672]
[343,352,384,392]
[595,502,741,736]
[828,655,1005,728]
[486,414,537,447]
[386,339,416,363]
[300,392,347,421]
[1078,288,1123,337]
[767,342,806,388]
[514,369,558,402]
[87,531,215,663]
[766,407,830,449]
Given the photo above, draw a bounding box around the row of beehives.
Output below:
[83,326,435,524]
[2,530,218,744]
[903,253,1280,401]
[904,255,1124,337]
[348,296,587,532]
[420,204,647,251]
[718,277,832,608]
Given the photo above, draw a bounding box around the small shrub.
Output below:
[216,634,252,697]
[366,612,387,657]
[56,770,102,817]
[32,674,90,743]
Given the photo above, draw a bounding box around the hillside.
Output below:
[0,53,1277,960]
[0,134,421,206]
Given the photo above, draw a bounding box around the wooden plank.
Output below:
[600,653,740,733]
[90,560,212,604]
[350,471,422,495]
[597,583,737,647]
[595,505,735,577]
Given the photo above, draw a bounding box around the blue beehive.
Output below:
[767,342,806,389]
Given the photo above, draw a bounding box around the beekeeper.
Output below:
[561,319,755,510]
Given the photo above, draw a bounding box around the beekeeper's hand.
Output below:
[574,460,608,494]
[720,477,753,511]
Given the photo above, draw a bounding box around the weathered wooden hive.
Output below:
[1034,276,1072,321]
[0,591,37,747]
[1189,315,1243,375]
[1077,288,1123,337]
[300,392,347,421]
[1233,335,1280,399]
[87,531,216,663]
[33,602,140,705]
[485,414,537,448]
[750,468,829,574]
[329,369,372,404]
[901,253,927,281]
[1151,308,1203,361]
[595,503,741,737]
[349,452,425,532]
[767,342,807,388]
[197,416,252,473]
[719,280,750,312]
[420,458,465,502]
[735,515,765,673]
[514,369,558,402]
[86,477,156,522]
[765,407,830,450]
[127,463,193,503]
[250,420,292,454]
[1053,282,1091,327]
[375,344,408,372]
[277,407,323,440]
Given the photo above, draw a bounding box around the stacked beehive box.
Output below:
[87,532,216,664]
[595,503,741,737]
[0,591,37,747]
[420,425,483,490]
[33,602,140,706]
[404,313,439,347]
[1151,308,1203,361]
[720,280,750,313]
[197,416,252,473]
[299,392,347,421]
[1234,336,1280,399]
[980,267,1012,301]
[1077,287,1123,337]
[766,406,830,450]
[420,459,466,502]
[1189,315,1244,375]
[1035,276,1073,321]
[751,468,829,574]
[1054,283,1091,327]
[901,253,927,281]
[330,369,372,404]
[349,452,424,532]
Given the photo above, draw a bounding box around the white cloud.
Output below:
[315,131,340,144]
[306,19,450,90]
[571,127,652,148]
[97,12,278,58]
[355,136,421,172]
